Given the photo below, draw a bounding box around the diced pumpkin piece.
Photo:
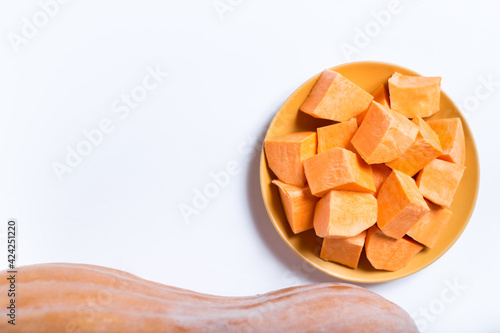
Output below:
[317,118,358,153]
[265,132,317,186]
[385,116,443,176]
[320,231,366,269]
[373,83,391,107]
[416,159,465,207]
[300,70,373,122]
[356,111,368,127]
[314,190,377,238]
[388,73,441,118]
[351,102,419,164]
[426,118,466,165]
[272,180,319,234]
[407,200,453,248]
[371,163,392,197]
[383,238,424,272]
[365,225,423,272]
[304,148,375,197]
[377,170,429,239]
[356,84,390,126]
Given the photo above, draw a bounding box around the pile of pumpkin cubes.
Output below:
[265,70,466,271]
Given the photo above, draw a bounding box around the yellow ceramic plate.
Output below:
[260,61,479,283]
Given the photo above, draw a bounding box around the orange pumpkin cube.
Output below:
[416,159,465,207]
[385,116,443,176]
[356,84,390,126]
[371,163,392,197]
[265,132,317,186]
[317,118,358,153]
[320,231,366,269]
[407,200,453,248]
[426,118,466,166]
[377,170,430,239]
[304,148,375,197]
[351,102,419,164]
[272,180,319,234]
[300,70,373,122]
[373,83,391,107]
[388,73,441,118]
[314,190,377,238]
[365,225,423,272]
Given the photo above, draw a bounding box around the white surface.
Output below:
[1,1,499,332]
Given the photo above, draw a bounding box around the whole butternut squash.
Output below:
[0,263,417,332]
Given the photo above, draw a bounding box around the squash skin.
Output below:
[0,263,418,332]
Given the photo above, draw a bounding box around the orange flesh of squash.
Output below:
[272,180,319,234]
[300,70,373,122]
[320,231,366,269]
[314,190,377,238]
[351,101,419,164]
[407,200,453,248]
[383,237,424,272]
[426,118,466,166]
[317,118,358,153]
[266,71,466,272]
[356,84,390,126]
[371,163,392,197]
[265,132,317,187]
[416,159,465,207]
[388,72,441,118]
[365,225,423,272]
[385,116,443,176]
[377,170,430,239]
[303,147,375,197]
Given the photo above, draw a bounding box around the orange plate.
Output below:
[259,61,479,283]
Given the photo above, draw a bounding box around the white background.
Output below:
[1,1,499,332]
